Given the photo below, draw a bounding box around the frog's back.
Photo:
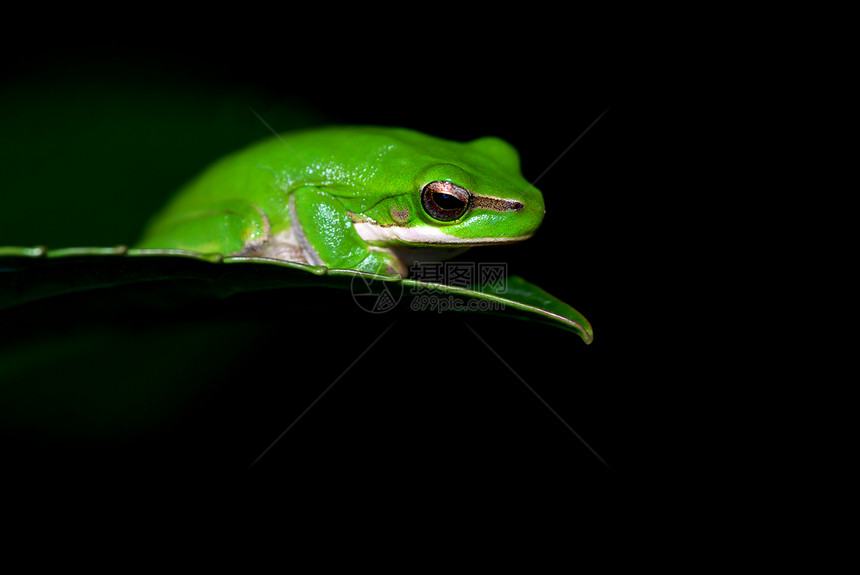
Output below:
[166,126,420,202]
[139,127,393,243]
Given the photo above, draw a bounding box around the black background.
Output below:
[1,22,682,489]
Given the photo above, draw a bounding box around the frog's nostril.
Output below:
[511,201,524,211]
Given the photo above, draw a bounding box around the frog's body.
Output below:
[136,126,544,276]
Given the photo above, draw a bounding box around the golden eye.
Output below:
[420,181,470,222]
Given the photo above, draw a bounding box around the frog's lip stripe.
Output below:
[353,222,533,245]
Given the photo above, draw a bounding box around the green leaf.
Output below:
[0,246,593,442]
[0,246,592,344]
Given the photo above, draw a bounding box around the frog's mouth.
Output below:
[352,221,534,246]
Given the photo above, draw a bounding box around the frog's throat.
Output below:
[352,222,533,246]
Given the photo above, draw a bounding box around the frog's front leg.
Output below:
[289,186,401,276]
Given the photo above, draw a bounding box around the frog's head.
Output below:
[354,131,545,249]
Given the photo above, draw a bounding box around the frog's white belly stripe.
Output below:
[352,222,530,245]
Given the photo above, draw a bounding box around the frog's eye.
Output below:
[421,181,471,222]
